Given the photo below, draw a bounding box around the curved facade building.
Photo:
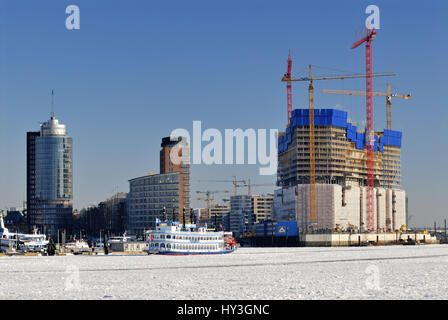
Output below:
[27,116,73,238]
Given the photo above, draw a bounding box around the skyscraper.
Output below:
[27,115,73,238]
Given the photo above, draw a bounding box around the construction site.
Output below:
[274,29,437,246]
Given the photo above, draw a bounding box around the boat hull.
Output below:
[150,248,236,255]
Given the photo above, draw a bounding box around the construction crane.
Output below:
[285,51,293,125]
[196,190,230,219]
[351,27,377,232]
[281,63,395,232]
[245,179,276,196]
[322,83,411,130]
[195,176,246,196]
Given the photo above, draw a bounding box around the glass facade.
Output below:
[35,136,73,200]
[27,116,73,238]
[229,195,256,237]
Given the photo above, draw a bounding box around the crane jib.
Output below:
[281,72,396,82]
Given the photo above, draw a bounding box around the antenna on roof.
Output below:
[51,89,55,119]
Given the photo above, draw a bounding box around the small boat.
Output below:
[146,218,238,255]
[107,231,136,244]
[65,239,90,253]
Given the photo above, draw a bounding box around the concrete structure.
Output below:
[109,241,148,253]
[274,185,406,232]
[275,108,406,233]
[27,116,73,238]
[302,232,438,246]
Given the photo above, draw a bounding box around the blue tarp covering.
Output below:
[278,108,402,154]
[382,129,402,147]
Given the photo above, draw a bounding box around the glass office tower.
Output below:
[27,116,73,238]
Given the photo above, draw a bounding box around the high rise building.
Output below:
[275,108,406,232]
[27,116,73,237]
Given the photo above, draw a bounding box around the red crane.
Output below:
[351,28,376,232]
[285,51,293,125]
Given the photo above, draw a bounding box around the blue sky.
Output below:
[0,0,446,227]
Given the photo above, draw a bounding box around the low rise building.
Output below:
[252,194,274,223]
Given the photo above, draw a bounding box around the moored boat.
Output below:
[65,239,90,253]
[0,216,48,253]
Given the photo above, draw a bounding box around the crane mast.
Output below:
[286,52,292,125]
[352,28,376,232]
[308,65,316,230]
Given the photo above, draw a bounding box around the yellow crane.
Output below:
[322,83,411,130]
[245,179,276,195]
[196,190,230,219]
[282,65,395,231]
[195,176,246,196]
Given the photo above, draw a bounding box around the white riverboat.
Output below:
[146,218,237,255]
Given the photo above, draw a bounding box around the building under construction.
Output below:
[274,108,407,233]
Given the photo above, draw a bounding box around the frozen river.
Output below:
[1,245,447,300]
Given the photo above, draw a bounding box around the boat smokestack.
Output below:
[190,208,194,224]
[182,207,186,229]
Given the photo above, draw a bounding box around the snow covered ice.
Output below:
[0,244,447,300]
